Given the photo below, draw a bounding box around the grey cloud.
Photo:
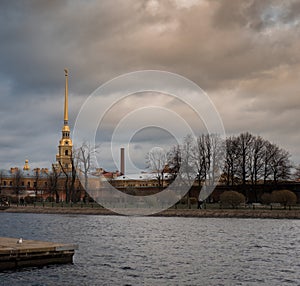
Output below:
[212,0,300,31]
[0,0,299,170]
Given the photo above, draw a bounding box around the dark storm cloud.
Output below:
[0,0,299,170]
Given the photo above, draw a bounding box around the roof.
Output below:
[113,173,174,181]
[0,169,49,179]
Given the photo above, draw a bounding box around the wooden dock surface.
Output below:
[0,237,78,270]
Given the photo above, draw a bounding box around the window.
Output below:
[27,182,30,187]
[3,181,6,186]
[65,150,69,156]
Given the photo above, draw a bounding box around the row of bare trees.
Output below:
[146,133,225,205]
[224,132,291,187]
[167,134,225,203]
[148,132,294,194]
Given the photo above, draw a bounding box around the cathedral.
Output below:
[0,69,174,204]
[0,69,77,203]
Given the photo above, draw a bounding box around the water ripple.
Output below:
[0,213,299,285]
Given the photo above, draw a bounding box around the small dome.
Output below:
[23,159,30,171]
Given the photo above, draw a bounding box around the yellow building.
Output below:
[0,161,50,203]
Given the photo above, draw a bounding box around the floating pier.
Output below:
[0,237,78,271]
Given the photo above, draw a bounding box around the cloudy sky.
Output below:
[1,0,300,172]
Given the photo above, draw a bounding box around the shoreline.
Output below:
[2,205,300,219]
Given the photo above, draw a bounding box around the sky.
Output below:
[0,0,300,173]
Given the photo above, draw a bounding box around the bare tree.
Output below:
[180,135,197,208]
[33,169,40,202]
[48,164,61,203]
[249,137,265,184]
[206,134,225,187]
[180,134,196,187]
[59,161,70,202]
[146,147,168,190]
[167,144,181,178]
[193,134,224,202]
[224,136,238,187]
[70,152,79,203]
[269,146,291,184]
[261,142,291,184]
[13,169,23,204]
[192,135,207,189]
[235,132,254,186]
[77,142,99,197]
[262,141,277,184]
[59,148,80,203]
[248,136,266,201]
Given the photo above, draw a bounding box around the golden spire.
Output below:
[64,68,68,125]
[56,69,73,171]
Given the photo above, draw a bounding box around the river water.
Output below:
[0,213,299,286]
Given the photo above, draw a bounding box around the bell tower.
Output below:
[56,69,73,171]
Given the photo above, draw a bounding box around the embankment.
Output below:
[3,205,300,219]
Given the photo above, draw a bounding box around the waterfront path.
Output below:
[2,205,300,219]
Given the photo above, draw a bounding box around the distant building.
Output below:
[0,162,50,200]
[112,173,173,189]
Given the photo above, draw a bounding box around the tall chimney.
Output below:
[120,147,125,175]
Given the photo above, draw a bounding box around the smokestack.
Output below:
[120,147,125,175]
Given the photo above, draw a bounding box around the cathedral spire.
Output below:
[56,69,73,171]
[64,68,69,126]
[62,69,70,135]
